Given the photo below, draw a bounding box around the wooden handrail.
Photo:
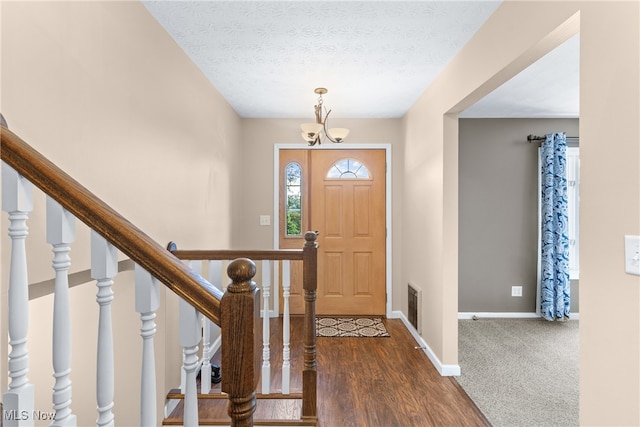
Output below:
[0,126,223,324]
[170,247,304,261]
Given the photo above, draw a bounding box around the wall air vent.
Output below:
[408,282,422,335]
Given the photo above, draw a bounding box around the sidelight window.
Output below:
[285,162,303,236]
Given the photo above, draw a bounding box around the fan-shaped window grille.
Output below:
[326,158,371,179]
[285,162,302,236]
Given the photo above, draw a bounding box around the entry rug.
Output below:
[316,317,390,337]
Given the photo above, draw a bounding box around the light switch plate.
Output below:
[624,235,640,276]
[259,215,271,226]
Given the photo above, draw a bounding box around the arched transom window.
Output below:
[326,158,371,179]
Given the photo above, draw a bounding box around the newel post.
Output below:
[221,258,261,427]
[302,231,318,420]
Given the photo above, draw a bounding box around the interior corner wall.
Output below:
[578,2,639,425]
[1,1,241,425]
[402,1,639,425]
[458,118,579,314]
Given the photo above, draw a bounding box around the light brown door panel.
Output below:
[311,150,386,316]
[278,150,310,315]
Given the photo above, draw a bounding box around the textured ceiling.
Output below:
[142,1,579,119]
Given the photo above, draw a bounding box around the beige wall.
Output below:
[237,118,406,309]
[1,1,241,425]
[403,1,639,425]
[578,2,640,424]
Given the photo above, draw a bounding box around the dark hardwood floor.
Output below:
[164,317,490,427]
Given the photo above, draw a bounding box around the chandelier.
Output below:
[300,88,350,146]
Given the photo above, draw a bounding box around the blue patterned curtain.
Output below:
[540,133,570,321]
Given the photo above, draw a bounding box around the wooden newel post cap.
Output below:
[227,258,257,293]
[304,231,319,246]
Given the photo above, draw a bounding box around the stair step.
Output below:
[163,391,315,426]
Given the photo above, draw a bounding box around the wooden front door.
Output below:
[279,149,386,316]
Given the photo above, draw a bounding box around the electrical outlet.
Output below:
[511,286,523,297]
[624,235,640,276]
[259,215,271,226]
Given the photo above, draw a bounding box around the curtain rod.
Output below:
[527,134,579,143]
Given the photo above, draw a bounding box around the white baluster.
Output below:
[207,260,222,359]
[135,266,160,427]
[179,261,202,394]
[272,263,280,316]
[282,260,291,395]
[47,197,77,427]
[200,317,212,394]
[221,259,230,292]
[208,260,222,291]
[180,299,202,427]
[188,261,211,394]
[91,232,117,427]
[261,260,271,394]
[2,164,35,426]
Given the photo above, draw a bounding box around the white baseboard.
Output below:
[206,335,222,361]
[164,398,180,418]
[389,310,460,377]
[458,312,580,320]
[458,312,540,319]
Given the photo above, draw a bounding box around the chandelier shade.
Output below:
[327,128,349,143]
[301,123,323,140]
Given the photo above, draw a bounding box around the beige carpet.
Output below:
[316,317,390,337]
[457,318,579,427]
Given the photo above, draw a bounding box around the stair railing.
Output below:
[0,125,263,426]
[168,232,319,424]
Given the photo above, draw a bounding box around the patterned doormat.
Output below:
[316,317,390,337]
